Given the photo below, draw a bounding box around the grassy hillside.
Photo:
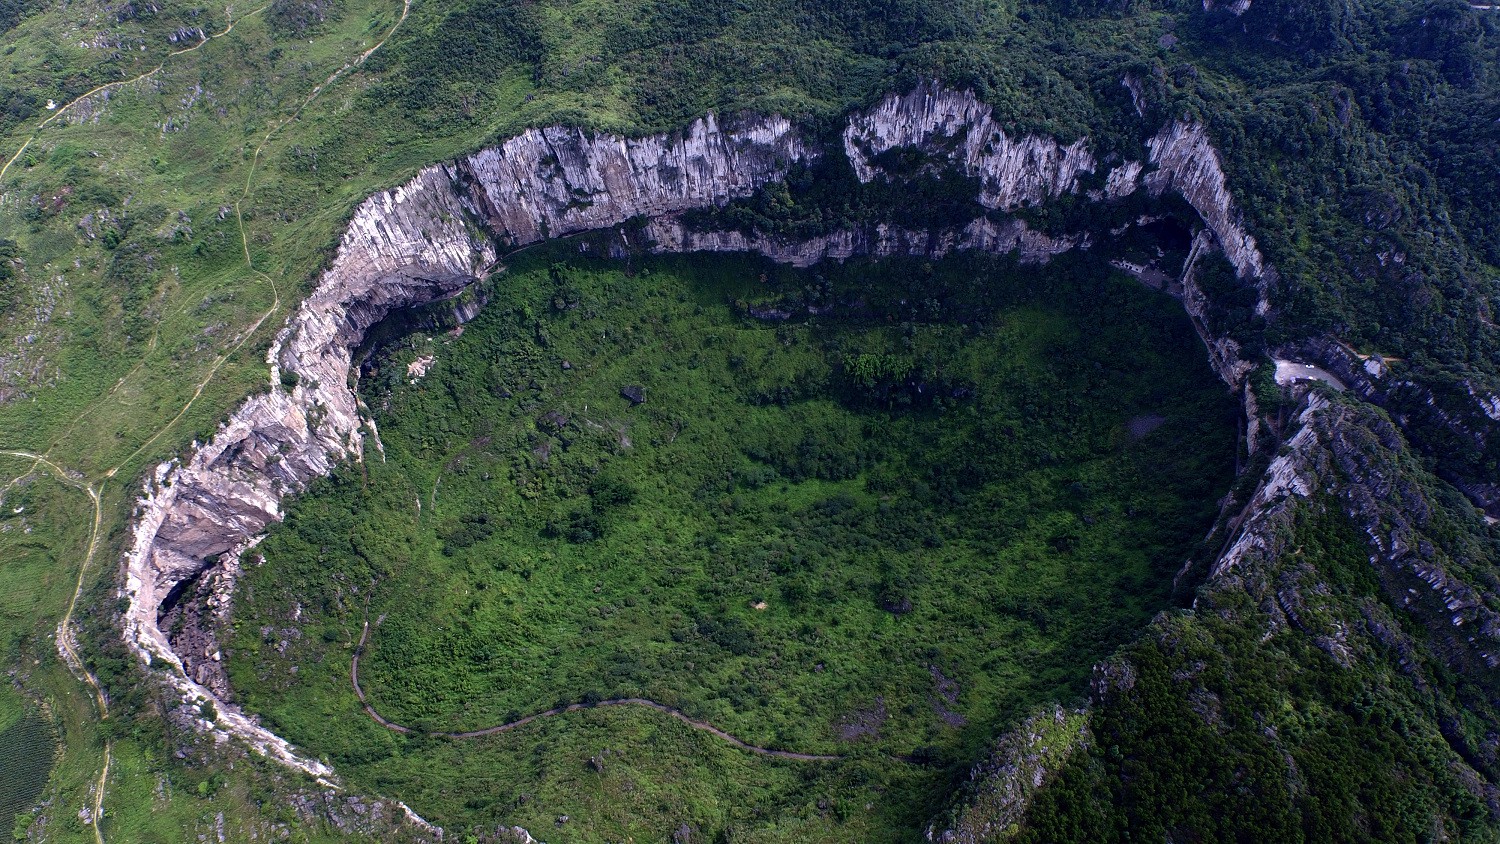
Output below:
[0,0,1496,839]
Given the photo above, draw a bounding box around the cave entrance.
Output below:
[229,243,1240,844]
[157,570,201,625]
[1113,213,1197,270]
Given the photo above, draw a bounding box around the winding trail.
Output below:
[0,5,269,186]
[98,0,414,475]
[240,0,412,199]
[89,748,110,844]
[0,0,413,835]
[350,617,842,762]
[0,450,108,717]
[26,0,413,471]
[0,450,111,844]
[49,0,413,471]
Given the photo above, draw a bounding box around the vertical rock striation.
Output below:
[843,83,1098,211]
[459,115,811,246]
[1144,122,1265,292]
[117,86,1401,823]
[640,215,1083,268]
[122,109,818,779]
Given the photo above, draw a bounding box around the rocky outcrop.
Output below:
[458,115,810,246]
[1178,230,1259,392]
[122,109,810,780]
[1212,395,1327,581]
[1276,335,1500,519]
[116,84,1296,817]
[1315,405,1500,674]
[1212,383,1500,676]
[1144,122,1266,300]
[843,85,1096,211]
[642,214,1081,267]
[1185,387,1500,811]
[842,83,1269,316]
[926,705,1091,843]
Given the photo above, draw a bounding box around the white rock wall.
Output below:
[843,83,1097,211]
[117,86,1273,802]
[642,215,1080,267]
[1145,122,1267,303]
[462,115,811,246]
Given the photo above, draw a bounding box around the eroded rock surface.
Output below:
[843,85,1097,210]
[113,84,1498,838]
[926,705,1091,843]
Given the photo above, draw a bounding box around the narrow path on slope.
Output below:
[0,1,412,833]
[89,747,110,844]
[0,4,269,186]
[0,450,108,716]
[59,0,412,475]
[240,0,412,199]
[0,450,112,844]
[349,614,843,762]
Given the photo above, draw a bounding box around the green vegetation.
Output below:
[1015,482,1500,843]
[0,0,1497,837]
[228,246,1238,840]
[0,0,498,836]
[0,701,54,837]
[0,462,106,843]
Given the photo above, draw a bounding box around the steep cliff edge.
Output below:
[921,386,1500,842]
[112,85,1497,836]
[122,109,811,778]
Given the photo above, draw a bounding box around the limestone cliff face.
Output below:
[122,162,498,780]
[1190,390,1500,811]
[121,110,812,779]
[642,214,1081,268]
[843,84,1097,211]
[458,115,811,246]
[842,84,1269,314]
[1144,122,1266,297]
[1283,335,1500,520]
[116,86,1291,795]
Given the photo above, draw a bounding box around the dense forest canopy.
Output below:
[350,0,1500,383]
[2,0,1496,377]
[2,0,1499,840]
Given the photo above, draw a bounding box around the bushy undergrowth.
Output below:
[0,704,55,836]
[1016,499,1500,843]
[228,247,1237,842]
[2,0,1497,837]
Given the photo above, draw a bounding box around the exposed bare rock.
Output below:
[115,85,1312,820]
[1102,160,1144,200]
[1178,229,1256,390]
[642,215,1081,267]
[1282,335,1500,519]
[844,83,1096,211]
[1122,74,1148,117]
[840,85,1272,319]
[1213,395,1326,581]
[1145,122,1267,306]
[459,115,812,247]
[1208,393,1500,675]
[926,705,1091,843]
[1165,389,1500,818]
[123,160,499,783]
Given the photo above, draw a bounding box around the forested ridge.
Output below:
[2,0,1499,840]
